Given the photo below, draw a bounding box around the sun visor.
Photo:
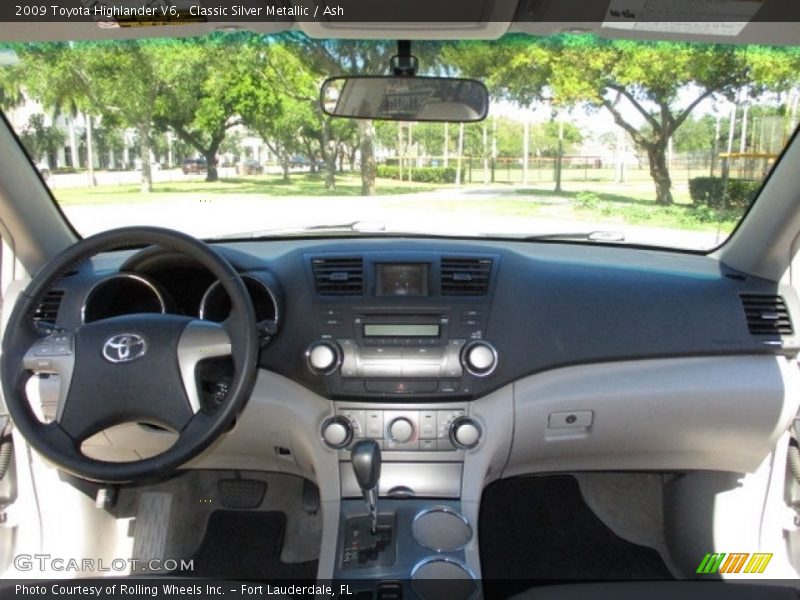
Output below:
[298,0,518,39]
[513,0,800,46]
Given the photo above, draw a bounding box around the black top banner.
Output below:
[0,0,798,24]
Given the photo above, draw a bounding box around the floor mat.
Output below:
[480,475,672,595]
[186,510,318,579]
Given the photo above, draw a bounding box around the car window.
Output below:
[0,32,797,250]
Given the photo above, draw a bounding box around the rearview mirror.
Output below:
[320,76,489,123]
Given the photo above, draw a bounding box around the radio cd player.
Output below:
[305,306,498,399]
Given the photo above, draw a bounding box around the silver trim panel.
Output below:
[176,320,232,413]
[461,340,498,377]
[23,331,76,422]
[198,274,279,325]
[412,506,473,552]
[81,273,166,324]
[340,462,462,498]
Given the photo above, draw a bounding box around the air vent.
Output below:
[33,289,64,325]
[741,294,794,336]
[312,257,364,295]
[441,257,493,295]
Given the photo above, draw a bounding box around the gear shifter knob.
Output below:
[351,439,381,534]
[352,439,381,490]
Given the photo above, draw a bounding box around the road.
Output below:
[61,186,727,251]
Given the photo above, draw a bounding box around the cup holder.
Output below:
[411,558,477,600]
[412,507,472,552]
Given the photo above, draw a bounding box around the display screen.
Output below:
[376,263,428,296]
[364,324,441,337]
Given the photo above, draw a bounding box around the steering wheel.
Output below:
[0,227,259,482]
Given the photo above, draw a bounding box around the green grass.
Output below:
[50,171,744,234]
[53,173,437,205]
[503,187,741,232]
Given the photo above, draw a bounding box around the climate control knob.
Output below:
[450,417,482,450]
[462,341,498,376]
[321,416,353,449]
[388,417,415,444]
[306,341,340,375]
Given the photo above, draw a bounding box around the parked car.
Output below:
[134,158,163,171]
[289,155,310,168]
[238,159,264,175]
[35,162,51,181]
[181,157,207,174]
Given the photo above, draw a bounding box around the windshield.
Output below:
[1,32,797,250]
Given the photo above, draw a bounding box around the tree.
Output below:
[17,41,169,193]
[447,36,753,205]
[90,121,126,169]
[18,113,64,164]
[82,42,169,193]
[296,37,399,195]
[152,36,248,182]
[672,115,717,153]
[530,120,582,157]
[233,40,314,183]
[12,43,100,182]
[0,56,24,111]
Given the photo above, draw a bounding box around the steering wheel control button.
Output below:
[33,358,54,372]
[462,340,498,377]
[321,416,354,449]
[306,341,340,375]
[388,417,416,444]
[34,344,54,356]
[450,416,482,450]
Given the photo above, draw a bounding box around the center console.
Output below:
[303,253,499,598]
[306,306,498,399]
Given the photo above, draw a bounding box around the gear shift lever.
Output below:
[351,439,381,534]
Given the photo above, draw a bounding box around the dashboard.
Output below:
[38,237,800,408]
[11,228,800,590]
[23,237,800,548]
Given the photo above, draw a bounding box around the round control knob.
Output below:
[306,341,340,375]
[462,341,498,377]
[450,417,482,450]
[321,416,353,449]
[388,417,415,444]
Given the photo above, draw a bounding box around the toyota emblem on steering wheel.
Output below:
[102,334,147,363]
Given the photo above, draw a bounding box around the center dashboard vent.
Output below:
[33,289,65,325]
[441,257,493,295]
[741,294,794,336]
[312,257,364,295]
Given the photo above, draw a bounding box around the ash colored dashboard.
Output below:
[35,237,800,404]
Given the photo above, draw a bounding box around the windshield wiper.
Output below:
[521,231,626,243]
[209,221,388,240]
[305,221,387,233]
